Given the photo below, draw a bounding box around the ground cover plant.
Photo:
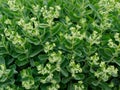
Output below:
[0,0,120,90]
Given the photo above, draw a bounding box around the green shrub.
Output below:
[0,0,120,90]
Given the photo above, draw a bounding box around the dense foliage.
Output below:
[0,0,120,90]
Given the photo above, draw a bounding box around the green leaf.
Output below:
[103,48,113,57]
[17,54,28,61]
[14,47,26,54]
[53,72,61,83]
[61,59,69,68]
[92,80,100,86]
[73,50,83,57]
[100,82,112,90]
[15,59,29,67]
[0,42,4,47]
[30,59,35,67]
[99,48,113,62]
[74,74,85,80]
[40,84,48,90]
[38,54,48,64]
[82,47,89,55]
[6,57,14,66]
[114,57,120,66]
[51,23,62,36]
[0,47,7,55]
[0,56,5,65]
[84,75,95,85]
[87,4,101,20]
[10,50,21,58]
[26,37,40,45]
[62,77,72,84]
[60,68,69,77]
[67,81,74,90]
[29,45,43,58]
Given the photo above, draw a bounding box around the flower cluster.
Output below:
[89,53,99,65]
[32,5,39,15]
[48,51,62,64]
[73,81,85,90]
[108,33,120,52]
[18,18,40,37]
[37,63,55,83]
[94,62,118,82]
[68,60,82,78]
[4,28,25,48]
[44,42,56,53]
[47,83,60,90]
[21,68,35,89]
[87,31,101,45]
[7,0,18,11]
[0,64,11,82]
[41,6,61,26]
[64,25,85,41]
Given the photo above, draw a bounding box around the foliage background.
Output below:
[0,0,120,90]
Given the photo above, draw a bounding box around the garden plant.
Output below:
[0,0,120,90]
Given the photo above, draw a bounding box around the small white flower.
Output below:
[4,19,11,24]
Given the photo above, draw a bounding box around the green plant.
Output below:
[0,0,120,90]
